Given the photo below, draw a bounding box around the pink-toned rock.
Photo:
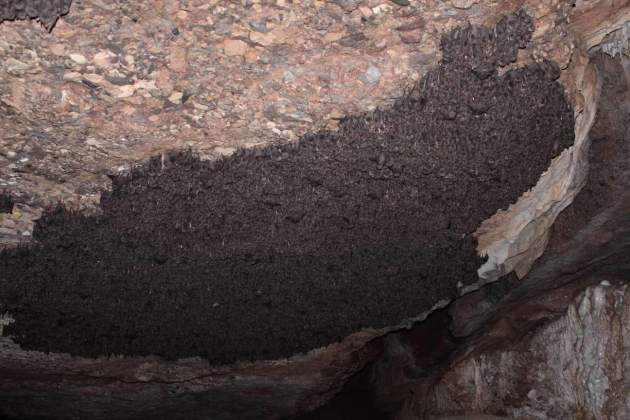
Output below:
[93,50,116,68]
[400,29,423,44]
[167,43,188,73]
[250,30,277,46]
[223,39,249,56]
[155,69,174,96]
[49,43,65,56]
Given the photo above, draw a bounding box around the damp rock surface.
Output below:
[0,11,574,364]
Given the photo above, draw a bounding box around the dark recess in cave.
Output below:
[0,192,14,214]
[0,0,72,30]
[548,51,630,250]
[289,307,459,420]
[0,10,574,364]
[287,362,388,420]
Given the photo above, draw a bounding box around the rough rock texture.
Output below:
[0,329,386,420]
[427,281,630,419]
[321,195,630,419]
[0,0,72,30]
[0,10,574,363]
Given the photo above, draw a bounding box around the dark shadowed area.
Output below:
[0,192,14,214]
[548,52,630,251]
[0,0,72,30]
[0,11,574,364]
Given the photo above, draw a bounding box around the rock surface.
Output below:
[426,281,630,419]
[0,328,386,420]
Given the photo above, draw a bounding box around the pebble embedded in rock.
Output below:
[366,64,381,84]
[340,32,367,48]
[400,30,423,44]
[223,39,249,56]
[93,50,115,68]
[68,53,87,65]
[333,0,360,12]
[359,7,373,19]
[249,20,268,33]
[451,0,478,9]
[283,70,296,83]
[168,92,184,104]
[396,18,425,32]
[167,44,188,73]
[49,43,66,56]
[390,0,411,6]
[5,58,29,75]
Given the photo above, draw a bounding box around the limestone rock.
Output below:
[428,283,630,419]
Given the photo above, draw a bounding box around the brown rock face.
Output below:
[428,282,630,420]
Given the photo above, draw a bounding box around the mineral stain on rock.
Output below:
[0,11,574,364]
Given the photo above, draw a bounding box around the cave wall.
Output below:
[1,1,630,420]
[425,281,630,420]
[474,0,630,286]
[391,41,630,420]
